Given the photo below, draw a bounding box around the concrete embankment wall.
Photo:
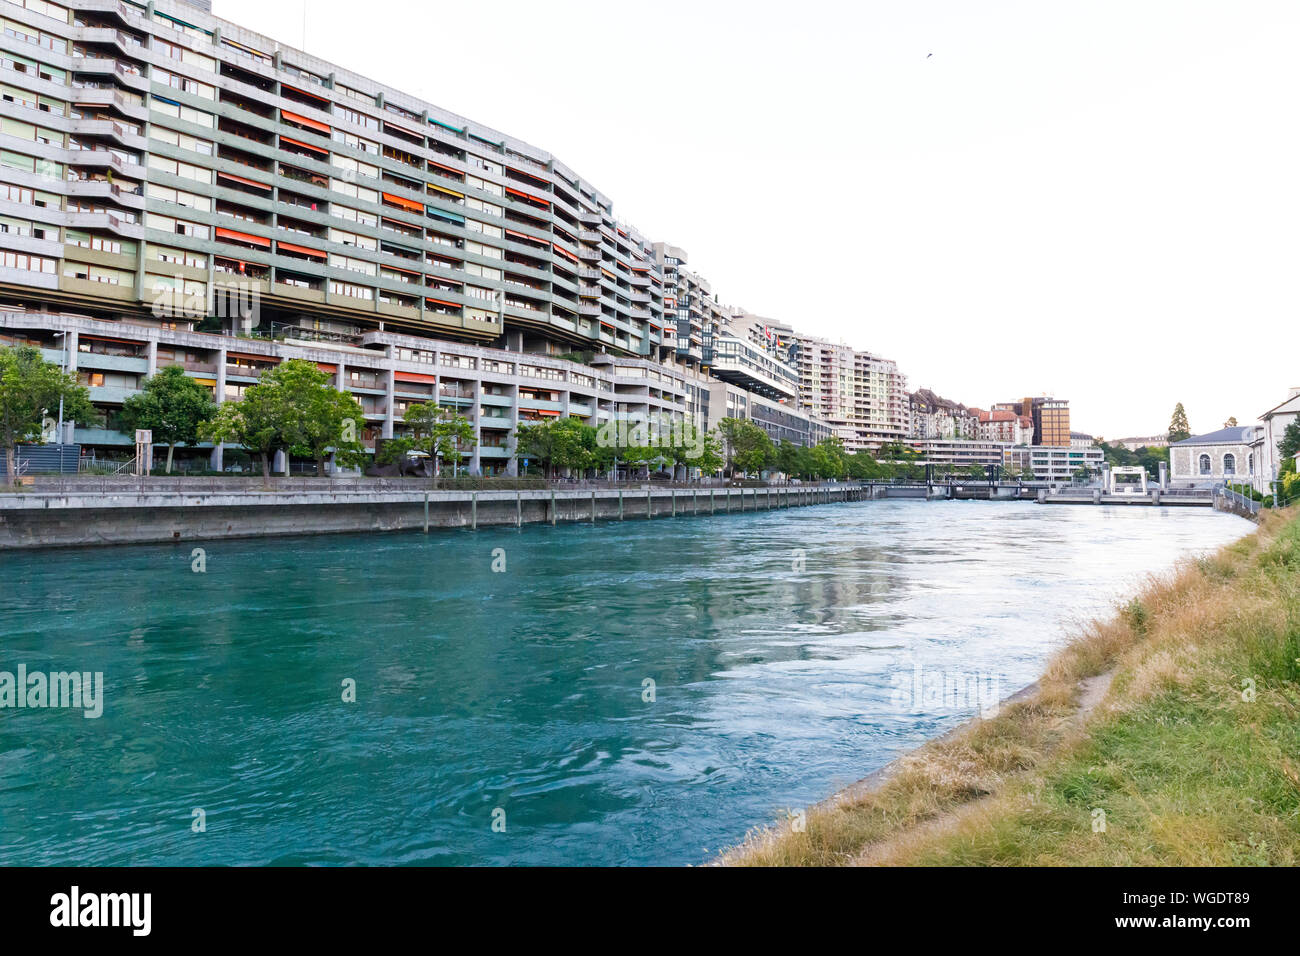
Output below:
[0,485,857,550]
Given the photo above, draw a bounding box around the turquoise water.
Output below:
[0,500,1249,866]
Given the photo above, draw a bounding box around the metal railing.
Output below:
[1216,484,1261,516]
[4,475,864,496]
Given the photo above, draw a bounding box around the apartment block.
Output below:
[994,396,1071,447]
[0,0,851,469]
[908,388,978,441]
[0,310,696,474]
[786,332,908,451]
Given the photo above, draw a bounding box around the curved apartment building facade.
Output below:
[0,0,666,354]
[0,0,849,471]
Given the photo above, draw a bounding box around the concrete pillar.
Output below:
[210,346,227,472]
[1158,461,1168,491]
[383,348,396,440]
[505,382,520,477]
[469,378,482,476]
[62,329,79,445]
[146,338,158,377]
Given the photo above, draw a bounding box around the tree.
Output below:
[200,387,283,480]
[293,383,366,477]
[1277,419,1300,470]
[0,345,95,482]
[257,360,366,477]
[118,365,217,474]
[665,422,722,476]
[1168,403,1191,443]
[1224,416,1238,428]
[200,358,357,479]
[405,402,476,478]
[717,417,773,476]
[775,439,801,478]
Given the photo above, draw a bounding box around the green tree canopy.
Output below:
[404,401,476,478]
[119,365,218,474]
[0,345,95,482]
[717,417,774,476]
[201,358,362,479]
[1277,419,1300,466]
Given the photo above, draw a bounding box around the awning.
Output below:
[427,208,464,224]
[552,242,579,262]
[277,241,325,259]
[281,109,330,134]
[283,84,329,107]
[424,297,461,308]
[217,170,271,191]
[427,183,464,199]
[215,227,270,248]
[428,160,463,177]
[280,135,328,156]
[80,334,141,345]
[505,186,549,206]
[383,192,423,213]
[395,372,437,384]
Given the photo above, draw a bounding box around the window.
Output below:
[332,204,378,229]
[329,253,376,276]
[1223,454,1236,475]
[0,250,56,273]
[146,212,209,239]
[149,244,205,268]
[329,280,373,300]
[153,68,216,100]
[331,129,378,155]
[150,126,214,156]
[1247,453,1254,474]
[146,183,211,212]
[328,227,376,251]
[1199,454,1211,475]
[150,97,214,129]
[148,154,212,184]
[331,153,378,181]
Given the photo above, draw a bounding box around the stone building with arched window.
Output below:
[1169,426,1266,490]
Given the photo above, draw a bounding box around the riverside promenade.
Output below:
[0,478,866,550]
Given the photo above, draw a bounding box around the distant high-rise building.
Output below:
[995,397,1071,447]
[783,333,908,451]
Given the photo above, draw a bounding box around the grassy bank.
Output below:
[729,508,1300,866]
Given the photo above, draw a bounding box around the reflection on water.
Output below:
[0,500,1249,865]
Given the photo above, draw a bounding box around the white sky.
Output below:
[216,0,1300,439]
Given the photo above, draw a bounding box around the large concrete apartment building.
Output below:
[781,331,909,452]
[0,0,843,470]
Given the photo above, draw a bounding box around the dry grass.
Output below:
[725,509,1300,866]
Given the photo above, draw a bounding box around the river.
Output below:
[0,500,1250,865]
